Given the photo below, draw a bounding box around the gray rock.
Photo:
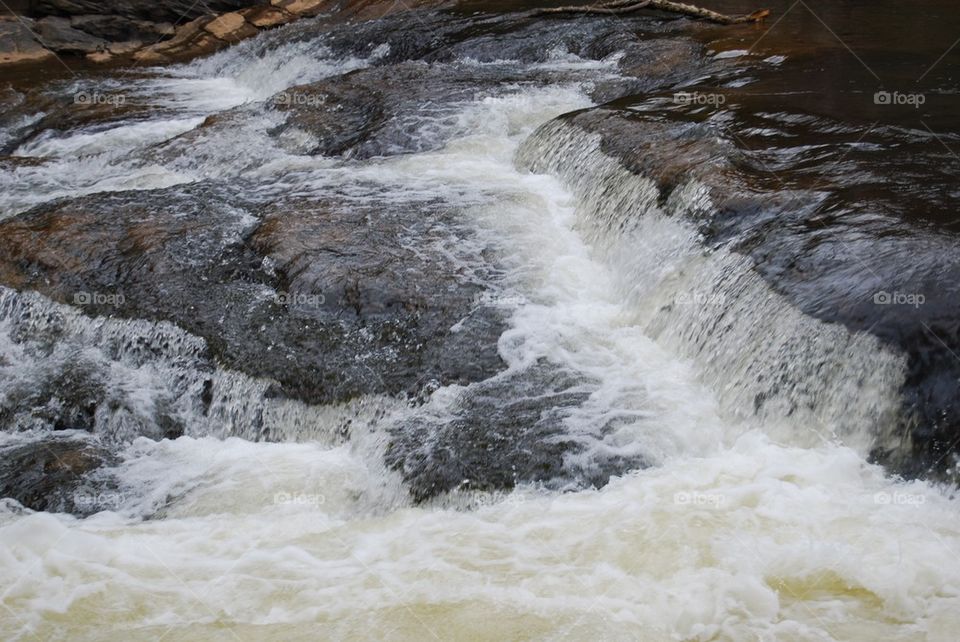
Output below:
[68,14,172,41]
[30,0,261,23]
[386,361,647,502]
[0,436,118,516]
[0,182,506,407]
[0,17,54,65]
[35,16,108,53]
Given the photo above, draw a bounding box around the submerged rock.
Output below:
[0,436,118,515]
[386,361,647,502]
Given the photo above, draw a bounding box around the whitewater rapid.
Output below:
[1,16,959,642]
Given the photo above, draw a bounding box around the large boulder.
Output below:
[0,17,54,65]
[68,14,174,42]
[0,182,505,406]
[35,16,108,53]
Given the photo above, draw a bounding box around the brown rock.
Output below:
[270,0,333,17]
[139,32,222,63]
[241,5,295,28]
[130,45,166,64]
[153,15,210,49]
[22,0,261,24]
[133,17,223,64]
[107,40,143,55]
[203,11,258,41]
[133,20,175,37]
[85,50,112,63]
[0,18,55,65]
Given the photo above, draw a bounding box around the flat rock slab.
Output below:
[0,18,54,65]
[36,16,109,54]
[204,12,259,41]
[241,5,295,27]
[0,182,505,407]
[29,0,262,23]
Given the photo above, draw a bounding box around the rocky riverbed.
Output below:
[1,0,959,638]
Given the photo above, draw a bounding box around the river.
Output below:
[0,1,958,639]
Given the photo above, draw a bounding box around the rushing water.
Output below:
[1,2,959,640]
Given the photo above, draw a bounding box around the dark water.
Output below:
[694,0,960,474]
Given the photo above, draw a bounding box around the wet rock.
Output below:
[269,59,592,159]
[271,0,333,17]
[203,12,258,41]
[133,16,223,64]
[270,71,386,157]
[0,355,107,434]
[0,83,152,154]
[387,362,647,502]
[0,182,506,406]
[30,0,262,23]
[240,5,294,28]
[533,104,960,480]
[35,16,109,54]
[0,17,54,65]
[0,283,391,446]
[247,196,507,400]
[0,155,49,170]
[0,436,118,516]
[0,86,39,153]
[68,15,173,42]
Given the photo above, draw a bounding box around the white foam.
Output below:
[0,287,402,445]
[1,434,958,639]
[515,119,907,453]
